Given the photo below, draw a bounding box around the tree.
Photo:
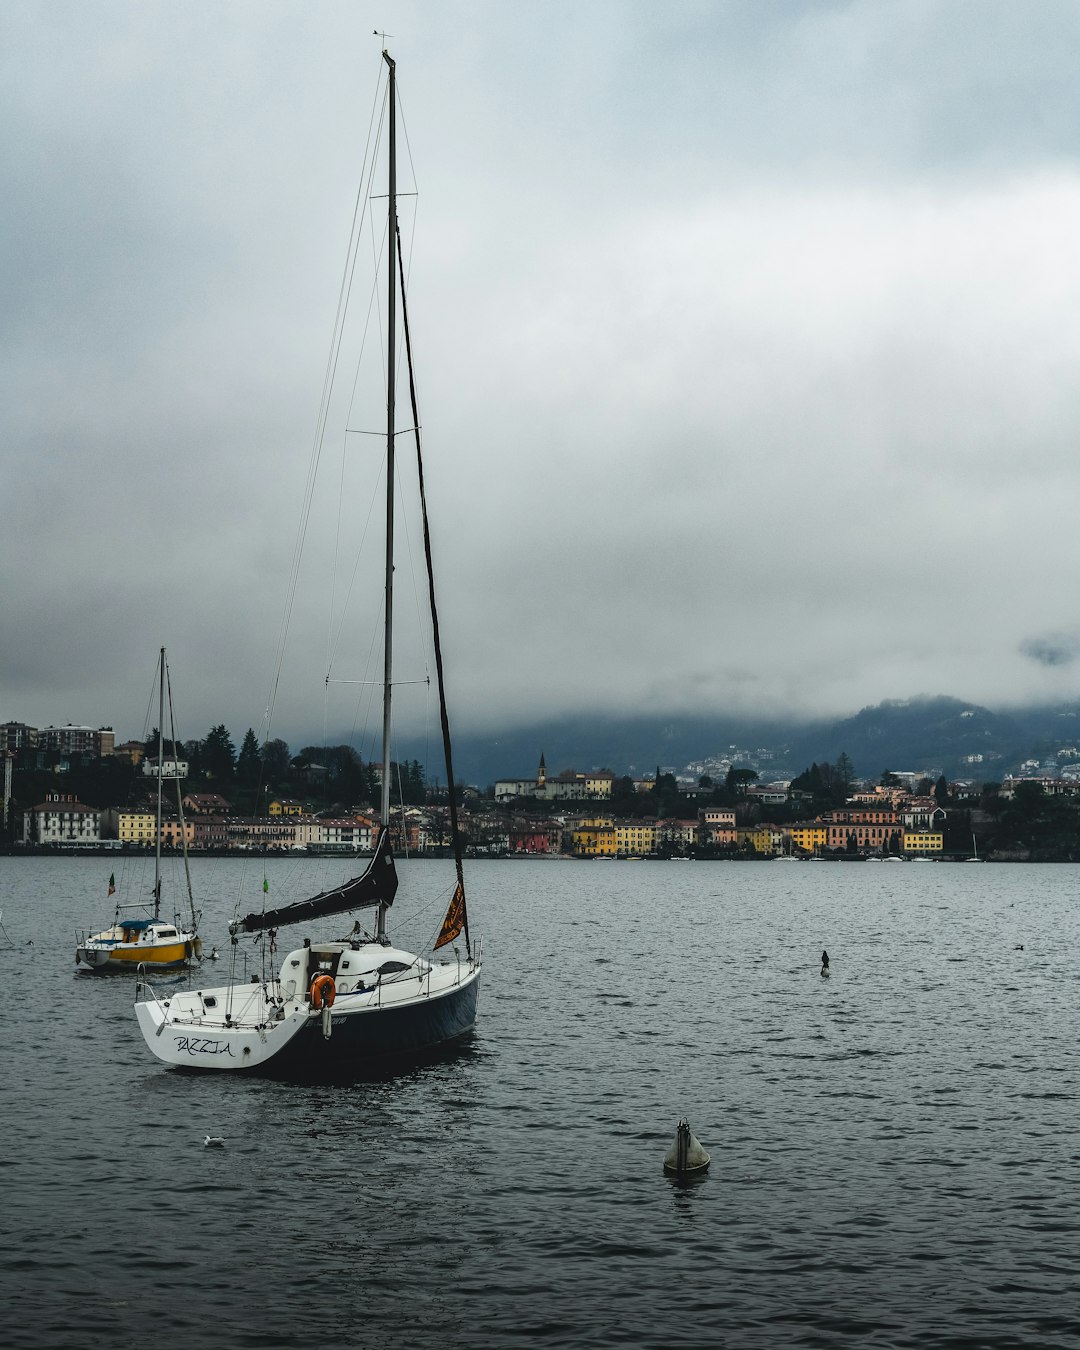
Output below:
[261,738,292,780]
[297,744,365,801]
[654,771,680,817]
[791,760,848,810]
[328,745,364,801]
[934,774,950,806]
[980,782,1004,818]
[202,724,236,781]
[403,759,426,805]
[236,729,262,787]
[835,752,856,798]
[725,767,758,797]
[184,738,204,779]
[143,728,182,760]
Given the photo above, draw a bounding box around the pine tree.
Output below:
[202,725,236,782]
[236,729,261,787]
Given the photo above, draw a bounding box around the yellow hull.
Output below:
[76,933,195,971]
[107,941,191,967]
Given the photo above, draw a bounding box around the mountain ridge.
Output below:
[384,695,1080,788]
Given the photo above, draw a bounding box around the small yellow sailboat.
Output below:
[76,648,200,972]
[76,907,197,971]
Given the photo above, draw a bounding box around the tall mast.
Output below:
[378,49,397,943]
[154,645,164,919]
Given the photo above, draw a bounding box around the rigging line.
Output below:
[396,81,422,310]
[349,638,382,776]
[393,430,435,691]
[331,677,429,686]
[267,182,364,736]
[328,99,396,692]
[140,650,158,743]
[329,308,424,722]
[163,654,198,931]
[392,741,410,860]
[326,443,385,677]
[385,71,418,422]
[345,426,418,436]
[263,58,387,744]
[395,221,471,958]
[347,181,390,429]
[344,612,382,765]
[382,84,429,682]
[334,211,389,678]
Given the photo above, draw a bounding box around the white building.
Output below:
[23,793,101,844]
[142,756,189,778]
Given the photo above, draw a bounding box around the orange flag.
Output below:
[434,882,465,950]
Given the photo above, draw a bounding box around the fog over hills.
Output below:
[387,696,1080,789]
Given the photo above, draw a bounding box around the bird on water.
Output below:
[821,949,830,977]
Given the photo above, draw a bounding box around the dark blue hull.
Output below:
[267,972,481,1079]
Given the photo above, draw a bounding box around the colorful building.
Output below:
[902,831,944,855]
[789,824,827,855]
[615,820,658,856]
[118,810,157,846]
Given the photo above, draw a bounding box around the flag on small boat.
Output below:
[434,882,465,949]
[108,873,115,896]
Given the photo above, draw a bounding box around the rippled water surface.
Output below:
[3,855,1080,1348]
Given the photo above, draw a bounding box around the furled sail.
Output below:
[230,832,398,936]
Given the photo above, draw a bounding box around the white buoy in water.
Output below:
[204,1135,226,1148]
[663,1118,710,1176]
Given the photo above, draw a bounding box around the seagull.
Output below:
[204,1135,226,1148]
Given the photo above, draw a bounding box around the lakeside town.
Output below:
[4,721,1080,862]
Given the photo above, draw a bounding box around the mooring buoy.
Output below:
[663,1118,710,1176]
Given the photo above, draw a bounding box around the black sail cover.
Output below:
[230,832,398,935]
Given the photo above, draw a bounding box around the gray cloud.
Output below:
[5,1,1080,755]
[1020,634,1080,669]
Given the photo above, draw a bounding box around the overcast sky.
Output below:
[5,0,1080,757]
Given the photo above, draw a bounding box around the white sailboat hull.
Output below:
[135,940,482,1073]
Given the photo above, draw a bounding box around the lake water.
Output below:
[2,854,1079,1349]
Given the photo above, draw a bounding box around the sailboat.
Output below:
[76,648,200,971]
[133,49,482,1072]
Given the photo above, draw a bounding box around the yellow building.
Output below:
[614,821,657,857]
[738,824,780,856]
[572,818,616,857]
[118,810,157,846]
[789,824,827,855]
[268,799,306,817]
[902,831,944,855]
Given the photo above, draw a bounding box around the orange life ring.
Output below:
[310,973,336,1009]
